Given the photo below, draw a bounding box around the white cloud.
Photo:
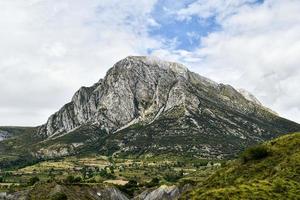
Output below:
[176,0,258,21]
[172,0,300,123]
[0,0,159,126]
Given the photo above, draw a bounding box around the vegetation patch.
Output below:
[51,192,68,200]
[182,132,300,200]
[240,145,271,163]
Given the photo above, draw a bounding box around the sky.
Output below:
[0,0,299,125]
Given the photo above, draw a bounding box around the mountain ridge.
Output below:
[1,56,299,163]
[32,56,300,158]
[38,56,215,137]
[38,56,283,138]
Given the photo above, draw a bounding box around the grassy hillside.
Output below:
[0,126,42,169]
[182,132,300,200]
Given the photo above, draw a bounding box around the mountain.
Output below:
[1,56,299,164]
[182,132,300,200]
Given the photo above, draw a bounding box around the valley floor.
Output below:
[0,154,220,199]
[1,132,299,200]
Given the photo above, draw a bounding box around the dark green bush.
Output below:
[179,179,197,187]
[99,169,116,179]
[74,176,82,183]
[241,145,270,163]
[64,175,75,184]
[118,179,138,197]
[163,170,183,182]
[145,177,160,188]
[64,175,82,184]
[193,160,209,168]
[51,192,68,200]
[87,178,96,183]
[272,178,288,193]
[28,176,40,186]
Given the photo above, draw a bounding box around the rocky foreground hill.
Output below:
[0,56,299,164]
[0,183,186,200]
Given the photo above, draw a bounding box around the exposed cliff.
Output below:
[1,56,299,161]
[33,56,300,158]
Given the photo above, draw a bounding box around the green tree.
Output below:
[146,177,160,188]
[241,145,270,163]
[64,175,75,184]
[28,176,40,186]
[163,170,183,182]
[109,166,115,174]
[118,179,138,197]
[51,192,67,200]
[64,175,81,184]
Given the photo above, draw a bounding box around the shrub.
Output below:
[64,175,75,184]
[87,178,96,183]
[74,176,82,183]
[118,179,138,197]
[145,177,160,188]
[272,178,288,193]
[126,179,138,188]
[0,176,3,183]
[110,166,115,174]
[163,171,183,182]
[99,169,116,179]
[193,160,209,168]
[51,192,68,200]
[241,145,270,163]
[179,179,197,187]
[64,175,82,184]
[28,176,40,186]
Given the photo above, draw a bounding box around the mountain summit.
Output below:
[31,56,299,158]
[38,56,213,137]
[1,56,299,162]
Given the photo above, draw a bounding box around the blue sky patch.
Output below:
[149,15,220,51]
[149,0,220,51]
[148,0,264,51]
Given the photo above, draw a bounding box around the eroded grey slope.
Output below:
[33,56,300,158]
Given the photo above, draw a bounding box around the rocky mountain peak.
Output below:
[35,56,300,159]
[237,88,262,105]
[39,56,199,137]
[104,56,191,88]
[38,56,274,138]
[118,56,188,74]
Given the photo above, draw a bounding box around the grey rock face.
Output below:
[237,88,262,106]
[3,184,128,200]
[134,185,181,200]
[38,56,217,137]
[0,130,10,141]
[35,56,300,158]
[0,190,29,200]
[38,56,262,137]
